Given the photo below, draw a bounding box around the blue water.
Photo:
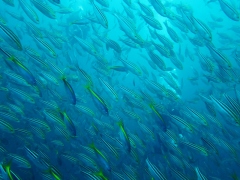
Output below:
[0,0,240,179]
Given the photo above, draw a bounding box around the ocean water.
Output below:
[0,0,240,179]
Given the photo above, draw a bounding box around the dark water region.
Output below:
[0,0,240,179]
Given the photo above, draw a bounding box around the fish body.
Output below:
[19,0,39,23]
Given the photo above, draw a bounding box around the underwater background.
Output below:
[0,0,240,179]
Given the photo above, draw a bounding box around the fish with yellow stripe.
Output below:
[89,142,111,172]
[85,83,108,115]
[117,120,131,153]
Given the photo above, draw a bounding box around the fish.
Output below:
[7,154,31,168]
[208,0,240,21]
[0,118,15,133]
[169,114,194,133]
[117,120,131,153]
[105,39,122,54]
[0,0,240,179]
[139,13,162,30]
[146,158,167,180]
[59,110,76,137]
[192,17,212,41]
[155,32,174,49]
[180,141,209,156]
[32,36,57,58]
[30,0,56,19]
[6,11,24,22]
[138,120,155,139]
[137,0,154,17]
[147,50,167,71]
[74,36,98,56]
[163,21,180,43]
[89,142,111,172]
[75,105,95,117]
[62,77,76,105]
[115,53,142,76]
[18,0,39,23]
[148,0,167,17]
[99,77,119,101]
[85,83,109,115]
[2,53,36,85]
[122,3,135,20]
[210,95,240,125]
[112,11,139,42]
[89,0,108,29]
[0,24,22,51]
[206,42,232,68]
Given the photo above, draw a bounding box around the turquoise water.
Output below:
[0,0,240,179]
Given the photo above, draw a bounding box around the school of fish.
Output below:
[0,0,240,179]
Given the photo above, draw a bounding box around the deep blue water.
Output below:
[0,0,240,179]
